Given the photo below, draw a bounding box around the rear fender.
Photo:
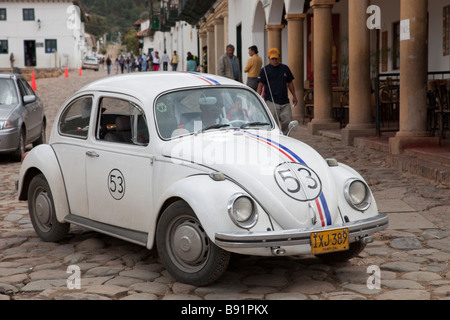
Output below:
[18,144,70,223]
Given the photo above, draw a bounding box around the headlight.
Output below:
[0,120,14,130]
[344,179,372,211]
[227,193,258,229]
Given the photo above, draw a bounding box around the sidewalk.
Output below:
[316,128,450,187]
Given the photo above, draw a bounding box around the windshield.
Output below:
[0,79,19,105]
[155,87,273,140]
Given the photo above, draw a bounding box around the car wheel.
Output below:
[156,201,231,286]
[33,122,46,147]
[28,174,70,242]
[12,129,25,162]
[315,241,367,262]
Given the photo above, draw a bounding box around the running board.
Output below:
[64,214,148,247]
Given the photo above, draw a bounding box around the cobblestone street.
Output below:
[0,69,449,301]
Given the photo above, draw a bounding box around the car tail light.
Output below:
[21,151,29,163]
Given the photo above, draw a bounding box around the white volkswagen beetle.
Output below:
[17,72,388,285]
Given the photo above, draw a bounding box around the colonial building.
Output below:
[144,0,449,155]
[0,0,86,70]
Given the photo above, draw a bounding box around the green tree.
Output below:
[123,28,139,55]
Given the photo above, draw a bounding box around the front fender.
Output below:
[18,144,70,223]
[149,174,273,249]
[330,162,379,221]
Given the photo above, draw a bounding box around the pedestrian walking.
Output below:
[153,51,160,71]
[142,53,148,72]
[126,56,130,73]
[244,45,262,91]
[217,44,242,82]
[119,55,125,74]
[257,48,298,135]
[137,55,143,72]
[201,46,208,73]
[130,55,136,72]
[147,52,153,71]
[106,55,112,75]
[171,51,179,71]
[9,53,15,73]
[186,52,196,72]
[161,51,170,71]
[114,57,119,74]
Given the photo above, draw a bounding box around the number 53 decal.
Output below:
[108,169,126,200]
[274,163,322,201]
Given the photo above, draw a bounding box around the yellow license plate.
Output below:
[310,228,349,255]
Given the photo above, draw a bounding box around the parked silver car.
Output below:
[0,73,46,161]
[81,56,99,71]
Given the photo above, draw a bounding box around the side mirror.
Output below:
[23,95,36,104]
[287,120,299,136]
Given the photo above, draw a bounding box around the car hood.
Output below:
[0,104,15,120]
[161,130,340,229]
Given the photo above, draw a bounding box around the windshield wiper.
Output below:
[199,123,231,133]
[240,122,271,129]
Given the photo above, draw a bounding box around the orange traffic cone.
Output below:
[31,71,37,91]
[79,67,82,76]
[65,65,69,78]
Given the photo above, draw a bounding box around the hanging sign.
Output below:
[400,19,410,41]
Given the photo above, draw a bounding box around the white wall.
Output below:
[428,0,450,72]
[0,1,83,69]
[143,21,199,72]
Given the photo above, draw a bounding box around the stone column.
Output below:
[223,14,229,49]
[285,13,306,123]
[341,0,375,145]
[214,18,225,72]
[206,26,215,74]
[308,0,340,135]
[265,24,285,56]
[389,0,438,154]
[199,31,207,73]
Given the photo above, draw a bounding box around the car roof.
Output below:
[77,72,245,102]
[0,73,20,80]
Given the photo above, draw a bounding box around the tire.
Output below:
[33,122,46,147]
[156,201,231,286]
[12,129,25,162]
[316,241,367,262]
[28,174,70,242]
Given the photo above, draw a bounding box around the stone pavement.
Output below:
[0,69,449,301]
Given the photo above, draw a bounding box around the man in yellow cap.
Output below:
[257,48,298,135]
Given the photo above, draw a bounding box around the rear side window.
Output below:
[59,96,93,139]
[96,96,149,146]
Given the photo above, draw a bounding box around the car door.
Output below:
[18,78,42,142]
[85,95,153,233]
[52,95,93,218]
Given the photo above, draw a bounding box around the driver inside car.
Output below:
[183,96,229,132]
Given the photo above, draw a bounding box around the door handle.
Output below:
[86,151,99,158]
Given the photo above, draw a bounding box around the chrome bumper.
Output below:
[215,213,388,249]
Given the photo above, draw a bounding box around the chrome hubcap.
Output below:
[169,217,209,273]
[174,224,203,263]
[34,190,52,231]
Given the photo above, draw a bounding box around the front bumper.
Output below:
[215,213,388,249]
[0,127,20,153]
